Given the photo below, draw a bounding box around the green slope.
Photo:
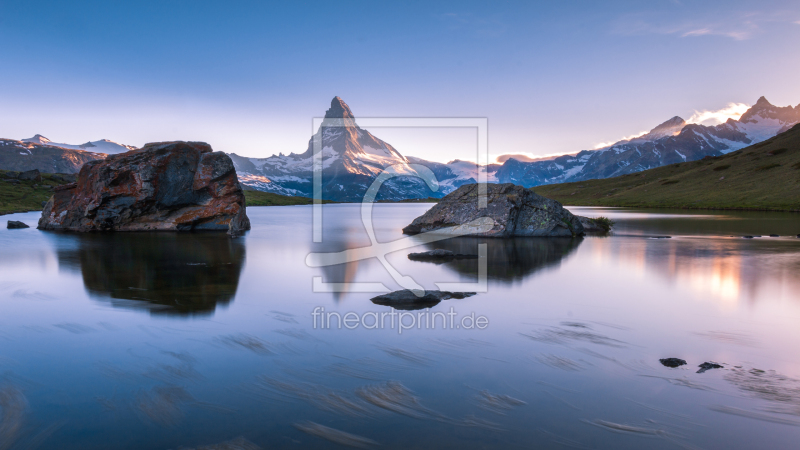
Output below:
[0,171,75,215]
[1,176,332,216]
[244,190,335,206]
[535,124,800,211]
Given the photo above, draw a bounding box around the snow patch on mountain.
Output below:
[21,134,136,154]
[232,96,799,200]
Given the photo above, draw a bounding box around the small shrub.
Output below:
[589,216,615,232]
[713,164,731,171]
[769,148,788,156]
[792,162,800,170]
[756,163,781,171]
[661,179,680,185]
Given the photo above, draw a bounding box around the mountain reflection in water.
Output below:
[55,232,245,315]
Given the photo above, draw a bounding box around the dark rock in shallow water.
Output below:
[660,358,687,368]
[743,236,755,239]
[769,234,779,237]
[7,220,29,229]
[37,141,250,236]
[370,290,476,310]
[402,183,585,237]
[407,249,478,262]
[697,362,723,373]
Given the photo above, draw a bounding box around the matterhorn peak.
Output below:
[325,96,355,119]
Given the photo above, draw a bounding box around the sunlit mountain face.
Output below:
[228,97,487,202]
[232,96,800,200]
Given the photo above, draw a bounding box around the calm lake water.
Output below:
[2,204,800,449]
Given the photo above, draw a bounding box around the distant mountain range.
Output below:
[535,122,800,212]
[0,134,135,174]
[1,96,798,200]
[21,134,136,154]
[231,96,800,201]
[0,138,108,173]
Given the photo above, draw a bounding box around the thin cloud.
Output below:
[610,10,790,41]
[687,102,750,125]
[593,130,649,149]
[493,151,577,163]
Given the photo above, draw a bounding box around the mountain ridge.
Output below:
[534,123,800,211]
[232,96,799,201]
[21,134,136,154]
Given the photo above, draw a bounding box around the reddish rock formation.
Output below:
[38,141,250,236]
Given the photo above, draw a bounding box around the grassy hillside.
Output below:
[2,176,332,216]
[0,171,75,215]
[535,124,800,211]
[244,190,336,206]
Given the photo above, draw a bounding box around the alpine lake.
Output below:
[2,204,800,449]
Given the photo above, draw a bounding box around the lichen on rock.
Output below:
[37,141,250,236]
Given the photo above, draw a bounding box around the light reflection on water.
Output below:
[0,205,800,449]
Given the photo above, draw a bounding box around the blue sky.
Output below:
[1,0,799,162]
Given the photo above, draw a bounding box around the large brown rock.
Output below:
[402,183,583,237]
[38,141,250,236]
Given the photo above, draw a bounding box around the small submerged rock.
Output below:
[578,216,615,233]
[370,290,476,310]
[7,220,29,229]
[407,249,478,262]
[649,236,672,239]
[769,234,780,237]
[697,362,723,373]
[659,358,687,368]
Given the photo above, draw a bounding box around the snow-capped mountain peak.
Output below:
[231,97,470,200]
[738,96,799,125]
[22,134,53,145]
[628,116,686,143]
[20,135,136,154]
[232,95,800,200]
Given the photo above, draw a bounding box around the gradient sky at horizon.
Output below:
[1,0,799,163]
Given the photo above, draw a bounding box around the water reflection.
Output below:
[412,236,583,283]
[55,232,245,315]
[616,237,800,306]
[574,206,800,307]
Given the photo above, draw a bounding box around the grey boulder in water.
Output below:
[402,183,584,237]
